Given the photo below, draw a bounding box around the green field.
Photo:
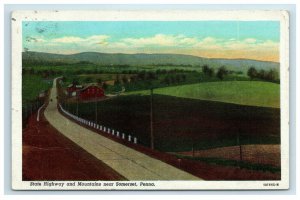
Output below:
[127,81,280,108]
[65,94,280,152]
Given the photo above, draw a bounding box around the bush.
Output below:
[202,65,214,77]
[216,66,228,80]
[247,67,278,82]
[247,67,258,80]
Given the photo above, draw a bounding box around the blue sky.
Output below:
[23,21,280,62]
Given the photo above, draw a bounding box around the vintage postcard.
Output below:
[11,10,289,190]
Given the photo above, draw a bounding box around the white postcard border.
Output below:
[11,10,290,190]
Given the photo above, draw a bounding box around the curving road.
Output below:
[44,78,201,180]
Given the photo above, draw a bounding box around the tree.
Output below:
[161,69,167,74]
[156,69,161,74]
[42,70,50,78]
[96,78,102,86]
[181,74,186,82]
[216,66,228,80]
[247,67,258,80]
[258,69,266,80]
[115,75,121,85]
[84,76,93,83]
[92,69,98,74]
[102,82,108,90]
[175,74,181,83]
[202,65,214,77]
[265,69,276,81]
[122,76,128,84]
[130,76,137,83]
[170,75,176,84]
[146,72,156,80]
[137,71,146,80]
[72,78,79,85]
[247,68,278,82]
[61,76,67,82]
[163,76,170,85]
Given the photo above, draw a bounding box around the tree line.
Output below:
[202,65,279,82]
[202,65,229,80]
[247,67,279,82]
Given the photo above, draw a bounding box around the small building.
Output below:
[66,84,83,97]
[78,84,105,100]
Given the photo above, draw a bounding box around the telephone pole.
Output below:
[150,88,154,149]
[95,93,98,123]
[76,94,79,117]
[237,129,243,162]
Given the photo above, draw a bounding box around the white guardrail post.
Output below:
[59,104,138,145]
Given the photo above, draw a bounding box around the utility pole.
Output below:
[76,93,79,117]
[237,129,243,162]
[95,92,98,124]
[150,88,154,150]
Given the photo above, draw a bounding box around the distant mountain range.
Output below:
[23,51,279,72]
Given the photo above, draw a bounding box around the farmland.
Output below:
[21,51,280,104]
[23,64,280,154]
[22,51,282,175]
[64,94,280,152]
[127,81,280,108]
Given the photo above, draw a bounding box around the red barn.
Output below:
[78,85,105,100]
[66,84,83,97]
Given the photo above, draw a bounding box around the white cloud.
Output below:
[121,34,175,46]
[180,37,198,45]
[257,40,278,48]
[51,35,110,45]
[86,35,110,45]
[223,38,278,51]
[29,34,278,53]
[243,38,257,44]
[52,36,84,43]
[201,37,217,44]
[120,34,199,47]
[194,37,222,50]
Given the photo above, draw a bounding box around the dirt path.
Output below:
[23,104,125,181]
[44,78,200,180]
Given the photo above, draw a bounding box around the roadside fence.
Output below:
[59,104,138,145]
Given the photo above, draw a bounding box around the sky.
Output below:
[22,21,280,62]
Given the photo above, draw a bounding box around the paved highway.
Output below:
[44,78,201,180]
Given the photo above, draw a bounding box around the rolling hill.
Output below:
[126,81,280,108]
[22,51,279,72]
